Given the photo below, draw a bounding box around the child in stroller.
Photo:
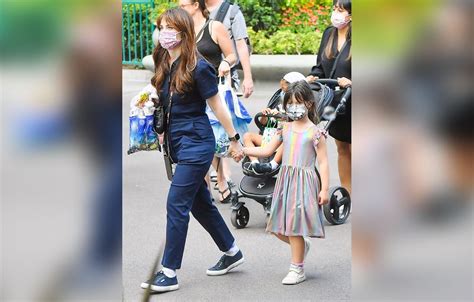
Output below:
[229,78,352,229]
[243,72,306,175]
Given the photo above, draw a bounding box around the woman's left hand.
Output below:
[318,189,329,205]
[337,77,352,88]
[228,141,243,162]
[218,60,231,77]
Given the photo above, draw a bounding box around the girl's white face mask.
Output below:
[286,104,307,120]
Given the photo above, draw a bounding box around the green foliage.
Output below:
[150,0,177,24]
[236,0,283,34]
[239,0,330,54]
[122,3,155,63]
[280,1,332,34]
[249,28,322,55]
[122,0,332,60]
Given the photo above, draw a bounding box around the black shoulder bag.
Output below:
[153,96,166,135]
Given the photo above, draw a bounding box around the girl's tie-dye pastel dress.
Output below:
[266,122,326,238]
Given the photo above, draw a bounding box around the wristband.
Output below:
[222,59,231,67]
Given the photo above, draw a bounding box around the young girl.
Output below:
[241,80,329,285]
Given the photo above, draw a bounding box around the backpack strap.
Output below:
[229,3,240,26]
[214,1,231,23]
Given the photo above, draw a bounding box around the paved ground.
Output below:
[123,71,351,301]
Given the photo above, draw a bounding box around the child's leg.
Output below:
[243,132,262,162]
[282,236,307,285]
[273,233,289,244]
[221,158,231,182]
[212,157,231,203]
[288,236,305,265]
[273,144,284,165]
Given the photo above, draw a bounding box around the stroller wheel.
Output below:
[231,206,250,229]
[323,186,351,225]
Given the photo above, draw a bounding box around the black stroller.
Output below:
[229,79,352,228]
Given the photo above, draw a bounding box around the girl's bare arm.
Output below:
[243,135,282,158]
[316,135,330,193]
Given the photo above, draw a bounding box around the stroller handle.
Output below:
[323,85,352,131]
[254,112,287,132]
[314,79,339,87]
[310,78,352,102]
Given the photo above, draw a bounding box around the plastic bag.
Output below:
[127,88,160,155]
[206,77,250,157]
[261,118,278,147]
[206,76,251,127]
[211,123,230,158]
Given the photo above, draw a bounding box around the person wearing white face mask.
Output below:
[242,72,307,174]
[139,8,245,293]
[307,0,352,196]
[238,81,330,285]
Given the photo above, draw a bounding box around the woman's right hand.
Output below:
[218,60,231,77]
[306,75,318,83]
[337,77,352,88]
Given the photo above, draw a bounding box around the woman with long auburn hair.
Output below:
[141,8,244,293]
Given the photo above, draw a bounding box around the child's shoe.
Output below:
[282,265,306,285]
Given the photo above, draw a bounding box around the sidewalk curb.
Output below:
[249,55,316,81]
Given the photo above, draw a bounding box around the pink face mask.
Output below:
[331,10,351,29]
[158,30,182,50]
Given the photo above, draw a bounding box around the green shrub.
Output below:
[280,0,332,34]
[150,0,177,24]
[248,28,322,55]
[237,0,283,34]
[122,0,331,61]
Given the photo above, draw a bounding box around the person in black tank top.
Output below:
[180,0,236,77]
[197,21,223,71]
[180,0,238,203]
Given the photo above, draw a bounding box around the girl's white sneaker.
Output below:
[282,266,306,285]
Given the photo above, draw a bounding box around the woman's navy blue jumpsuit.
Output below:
[160,58,235,270]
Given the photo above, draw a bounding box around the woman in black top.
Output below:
[180,0,236,76]
[181,0,239,204]
[308,0,352,194]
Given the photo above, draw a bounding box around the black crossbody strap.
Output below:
[196,19,211,42]
[329,39,348,79]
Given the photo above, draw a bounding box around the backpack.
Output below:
[213,1,252,70]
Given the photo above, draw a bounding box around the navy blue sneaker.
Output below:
[140,271,179,292]
[206,250,244,276]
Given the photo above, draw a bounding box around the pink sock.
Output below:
[291,262,304,268]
